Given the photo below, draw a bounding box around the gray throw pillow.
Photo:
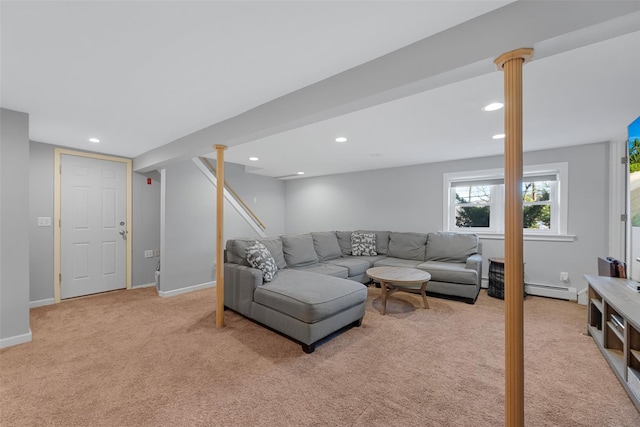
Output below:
[245,241,278,282]
[351,232,377,256]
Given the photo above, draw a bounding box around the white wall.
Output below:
[1,108,31,347]
[160,160,285,294]
[284,143,609,294]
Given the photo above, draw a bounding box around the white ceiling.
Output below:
[222,29,640,178]
[2,1,640,179]
[1,1,509,155]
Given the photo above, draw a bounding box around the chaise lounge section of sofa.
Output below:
[224,230,481,353]
[224,235,368,353]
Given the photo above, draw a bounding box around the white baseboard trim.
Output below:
[132,282,156,289]
[158,281,215,298]
[30,298,55,308]
[0,329,33,349]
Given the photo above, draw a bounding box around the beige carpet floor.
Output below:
[1,286,639,426]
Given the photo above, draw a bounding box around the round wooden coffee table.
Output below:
[366,266,432,315]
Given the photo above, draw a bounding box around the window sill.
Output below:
[471,232,577,242]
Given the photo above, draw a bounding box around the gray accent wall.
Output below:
[284,142,609,293]
[160,160,285,293]
[26,142,284,301]
[223,162,287,236]
[162,160,217,292]
[132,170,161,286]
[29,142,55,302]
[1,108,31,345]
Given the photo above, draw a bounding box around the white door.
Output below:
[61,154,127,299]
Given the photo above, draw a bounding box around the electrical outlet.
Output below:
[154,249,160,257]
[37,217,52,227]
[144,250,153,258]
[560,272,569,282]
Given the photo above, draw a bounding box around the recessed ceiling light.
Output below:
[492,133,505,140]
[249,156,259,161]
[335,137,347,143]
[297,172,305,175]
[483,102,504,111]
[89,137,100,143]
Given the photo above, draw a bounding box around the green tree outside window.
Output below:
[523,181,551,229]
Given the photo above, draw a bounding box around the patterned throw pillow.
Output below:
[245,241,278,282]
[351,232,377,256]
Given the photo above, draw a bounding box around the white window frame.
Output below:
[443,163,574,242]
[448,173,504,234]
[522,176,555,233]
[452,183,496,231]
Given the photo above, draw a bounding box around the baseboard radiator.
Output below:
[525,282,577,301]
[481,278,577,301]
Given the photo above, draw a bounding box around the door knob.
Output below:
[119,230,128,238]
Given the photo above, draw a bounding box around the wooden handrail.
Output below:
[202,158,266,230]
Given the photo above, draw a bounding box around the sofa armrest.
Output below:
[224,263,263,317]
[465,254,483,287]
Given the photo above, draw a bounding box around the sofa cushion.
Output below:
[245,241,278,282]
[352,254,389,266]
[311,231,342,262]
[417,261,478,285]
[226,237,286,270]
[260,238,287,270]
[254,269,367,324]
[336,231,353,256]
[373,257,423,269]
[226,238,258,266]
[356,230,390,255]
[351,232,377,256]
[426,232,479,262]
[291,263,348,279]
[388,232,428,261]
[325,257,371,277]
[281,233,319,268]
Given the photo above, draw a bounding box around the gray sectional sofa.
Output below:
[224,230,481,353]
